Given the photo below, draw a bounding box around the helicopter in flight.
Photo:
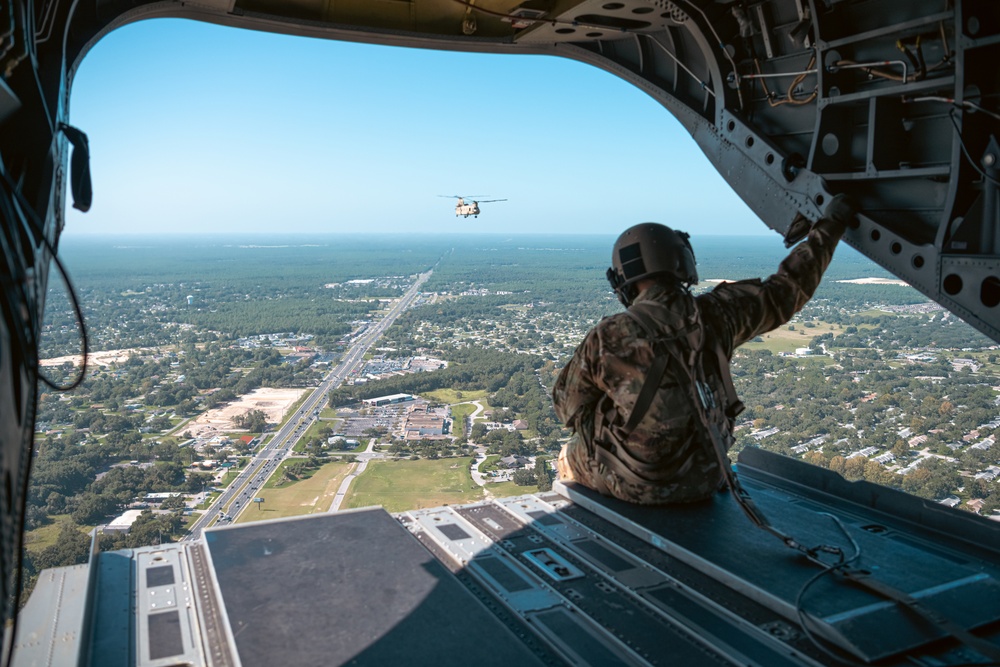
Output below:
[440,194,506,218]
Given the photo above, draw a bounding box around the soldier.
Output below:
[552,197,856,505]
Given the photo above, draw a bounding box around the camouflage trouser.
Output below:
[559,434,723,506]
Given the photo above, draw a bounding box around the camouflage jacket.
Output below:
[552,219,845,503]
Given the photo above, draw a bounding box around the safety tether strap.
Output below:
[622,354,670,434]
[624,300,1000,663]
[626,302,792,542]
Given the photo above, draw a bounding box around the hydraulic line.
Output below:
[830,58,909,83]
[752,55,817,107]
[907,95,1000,122]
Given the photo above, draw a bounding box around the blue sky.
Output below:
[65,18,766,236]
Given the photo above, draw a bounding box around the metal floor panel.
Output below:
[412,498,823,666]
[204,508,549,667]
[18,452,1000,667]
[552,451,1000,663]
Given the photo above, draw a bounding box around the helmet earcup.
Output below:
[677,233,698,284]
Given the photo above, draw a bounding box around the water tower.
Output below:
[186,295,194,306]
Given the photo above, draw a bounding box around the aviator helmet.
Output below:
[606,222,698,306]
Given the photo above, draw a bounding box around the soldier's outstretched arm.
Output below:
[698,195,857,351]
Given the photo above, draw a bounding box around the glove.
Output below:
[824,194,858,229]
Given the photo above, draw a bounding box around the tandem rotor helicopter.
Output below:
[440,194,506,218]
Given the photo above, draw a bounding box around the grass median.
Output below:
[235,460,354,523]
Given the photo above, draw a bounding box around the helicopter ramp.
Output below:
[13,449,1000,666]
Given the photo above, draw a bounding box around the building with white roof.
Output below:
[105,509,144,533]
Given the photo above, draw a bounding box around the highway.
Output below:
[185,269,432,538]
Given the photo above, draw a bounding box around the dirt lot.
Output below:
[39,347,149,367]
[188,387,308,438]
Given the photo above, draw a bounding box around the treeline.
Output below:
[470,426,533,457]
[233,409,270,433]
[42,236,446,357]
[513,458,554,490]
[22,509,190,600]
[422,238,617,326]
[388,438,472,459]
[21,430,213,598]
[820,313,995,350]
[327,347,561,448]
[328,347,544,404]
[490,368,562,441]
[27,435,210,529]
[178,298,375,338]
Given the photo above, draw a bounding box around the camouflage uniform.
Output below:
[553,218,845,505]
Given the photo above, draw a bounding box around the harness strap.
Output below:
[710,340,745,419]
[618,302,697,436]
[623,354,670,434]
[629,300,797,545]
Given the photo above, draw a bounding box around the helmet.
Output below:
[606,222,697,306]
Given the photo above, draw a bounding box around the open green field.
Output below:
[24,515,93,553]
[235,460,353,524]
[423,388,488,404]
[740,322,845,355]
[210,469,236,489]
[292,419,344,454]
[342,457,483,512]
[293,417,335,453]
[303,418,328,441]
[320,407,339,419]
[488,480,539,496]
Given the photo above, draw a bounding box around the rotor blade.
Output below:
[477,199,507,203]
